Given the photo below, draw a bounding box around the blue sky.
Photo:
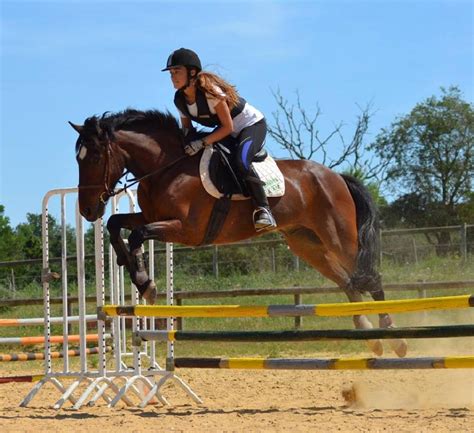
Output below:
[1,0,473,226]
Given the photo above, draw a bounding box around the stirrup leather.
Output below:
[253,207,277,231]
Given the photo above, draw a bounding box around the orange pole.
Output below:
[0,334,109,345]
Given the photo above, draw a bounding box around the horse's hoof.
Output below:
[142,281,157,305]
[366,339,384,357]
[388,338,408,358]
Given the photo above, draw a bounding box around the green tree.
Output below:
[371,86,473,219]
[14,213,43,259]
[0,205,18,261]
[372,87,473,255]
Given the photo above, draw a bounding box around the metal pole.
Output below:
[75,201,87,374]
[94,218,106,376]
[61,194,70,372]
[42,194,52,375]
[166,243,175,371]
[148,239,157,367]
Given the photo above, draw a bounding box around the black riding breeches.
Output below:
[226,118,267,177]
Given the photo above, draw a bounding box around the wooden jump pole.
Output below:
[133,324,474,344]
[0,374,45,385]
[0,315,97,327]
[0,346,112,362]
[0,333,111,345]
[101,294,474,319]
[174,355,474,370]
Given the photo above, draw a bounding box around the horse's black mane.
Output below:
[83,108,182,138]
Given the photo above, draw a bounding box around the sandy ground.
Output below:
[1,362,473,433]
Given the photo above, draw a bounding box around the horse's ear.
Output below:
[68,121,83,134]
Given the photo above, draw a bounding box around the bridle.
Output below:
[77,137,187,204]
[77,138,117,204]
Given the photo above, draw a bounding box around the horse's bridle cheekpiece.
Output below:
[78,135,187,205]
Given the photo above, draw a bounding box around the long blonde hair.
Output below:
[196,71,240,109]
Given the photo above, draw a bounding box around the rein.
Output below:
[78,139,188,203]
[112,154,187,198]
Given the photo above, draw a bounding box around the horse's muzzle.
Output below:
[80,201,106,222]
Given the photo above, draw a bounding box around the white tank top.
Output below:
[178,86,264,137]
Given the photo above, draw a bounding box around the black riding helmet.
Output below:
[162,48,202,72]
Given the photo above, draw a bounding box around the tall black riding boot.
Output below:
[245,169,277,231]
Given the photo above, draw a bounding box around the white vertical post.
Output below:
[42,195,52,375]
[75,201,87,373]
[61,194,69,373]
[166,243,174,371]
[128,196,142,376]
[94,219,106,375]
[110,196,122,373]
[148,239,157,367]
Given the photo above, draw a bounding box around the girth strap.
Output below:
[199,196,232,246]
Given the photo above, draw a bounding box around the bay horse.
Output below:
[70,108,407,357]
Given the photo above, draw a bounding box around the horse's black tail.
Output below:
[341,174,382,294]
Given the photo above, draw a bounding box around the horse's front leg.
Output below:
[127,219,184,304]
[107,212,159,304]
[107,213,146,266]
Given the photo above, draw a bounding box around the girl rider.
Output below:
[162,48,277,232]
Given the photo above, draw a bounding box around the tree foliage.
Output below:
[371,86,473,217]
[373,87,473,255]
[0,205,18,261]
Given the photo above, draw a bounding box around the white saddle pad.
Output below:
[199,146,285,200]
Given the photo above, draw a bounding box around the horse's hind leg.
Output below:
[282,227,383,356]
[368,287,408,357]
[341,286,384,357]
[347,259,407,357]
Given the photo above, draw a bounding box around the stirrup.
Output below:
[253,207,277,232]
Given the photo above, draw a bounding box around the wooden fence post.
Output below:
[412,238,418,264]
[294,294,302,329]
[294,255,300,272]
[460,223,467,262]
[378,228,383,267]
[213,245,219,278]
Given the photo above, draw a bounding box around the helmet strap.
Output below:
[179,68,198,91]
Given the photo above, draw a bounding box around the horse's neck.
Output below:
[115,130,182,178]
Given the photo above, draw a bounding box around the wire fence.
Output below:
[0,224,473,299]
